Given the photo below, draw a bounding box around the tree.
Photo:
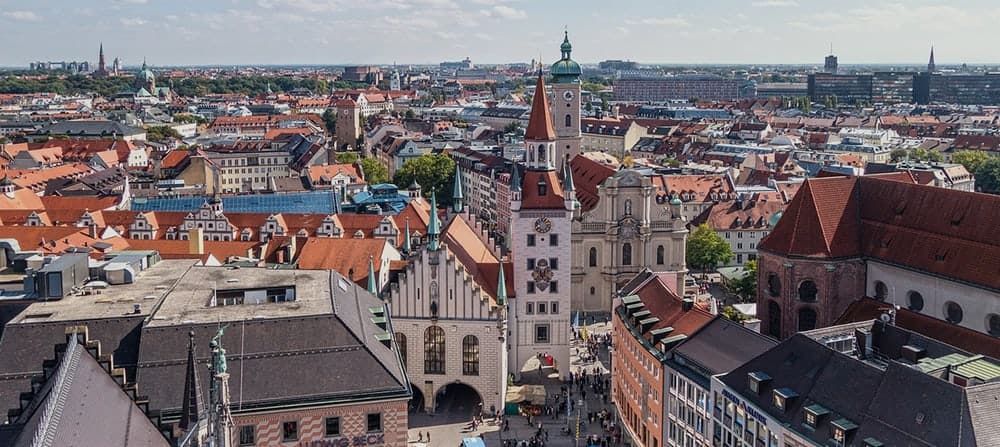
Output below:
[910,147,943,162]
[359,158,389,185]
[336,152,359,164]
[720,306,748,323]
[392,154,456,206]
[404,109,416,119]
[322,108,337,133]
[952,150,993,174]
[504,121,522,134]
[685,224,733,274]
[730,260,757,302]
[145,126,182,143]
[889,148,909,163]
[975,156,1000,194]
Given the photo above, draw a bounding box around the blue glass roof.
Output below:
[131,191,338,214]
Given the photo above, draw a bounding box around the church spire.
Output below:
[928,46,936,72]
[524,72,556,142]
[403,217,412,253]
[427,191,441,251]
[367,255,377,295]
[179,331,201,433]
[452,164,464,214]
[495,263,508,307]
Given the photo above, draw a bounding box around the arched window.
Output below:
[424,326,445,374]
[622,243,632,266]
[624,199,632,216]
[537,144,546,163]
[589,247,598,267]
[656,245,665,265]
[395,332,407,368]
[767,301,781,338]
[565,114,572,128]
[767,273,781,297]
[945,301,963,324]
[874,281,888,301]
[462,335,480,376]
[797,308,817,331]
[907,291,924,312]
[798,280,817,302]
[589,286,596,295]
[988,314,1000,337]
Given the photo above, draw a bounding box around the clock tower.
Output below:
[551,31,582,163]
[508,70,578,381]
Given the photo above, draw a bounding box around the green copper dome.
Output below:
[552,31,581,83]
[669,194,682,206]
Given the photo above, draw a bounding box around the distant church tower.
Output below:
[136,59,156,92]
[928,46,936,73]
[550,31,582,162]
[94,43,109,77]
[508,69,577,381]
[390,64,401,91]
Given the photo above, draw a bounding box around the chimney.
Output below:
[900,345,927,363]
[681,298,694,311]
[276,248,285,264]
[188,228,204,255]
[854,328,871,360]
[88,224,98,239]
[288,235,298,260]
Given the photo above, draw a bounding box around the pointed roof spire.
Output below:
[427,191,441,250]
[403,217,412,252]
[510,163,522,192]
[141,57,147,70]
[495,263,508,307]
[179,331,201,432]
[524,72,556,141]
[563,157,575,192]
[367,255,377,295]
[452,164,464,214]
[928,46,936,72]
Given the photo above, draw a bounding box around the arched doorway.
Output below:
[798,307,817,332]
[408,383,426,414]
[434,382,483,422]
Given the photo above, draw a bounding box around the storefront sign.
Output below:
[721,389,768,426]
[298,433,384,447]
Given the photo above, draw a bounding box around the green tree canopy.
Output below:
[951,150,993,174]
[720,305,748,323]
[335,152,359,164]
[145,125,183,143]
[729,260,757,302]
[975,156,1000,194]
[321,108,337,133]
[359,158,389,185]
[392,154,456,206]
[686,223,733,272]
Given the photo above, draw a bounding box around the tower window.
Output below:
[538,180,547,196]
[565,114,572,128]
[622,243,632,266]
[589,247,598,267]
[537,144,546,163]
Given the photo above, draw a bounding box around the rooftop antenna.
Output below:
[829,42,833,55]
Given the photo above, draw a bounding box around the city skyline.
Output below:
[2,0,1000,66]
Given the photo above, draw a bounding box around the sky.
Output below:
[1,0,999,67]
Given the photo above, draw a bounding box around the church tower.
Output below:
[94,43,109,78]
[928,46,936,73]
[508,71,573,381]
[550,31,582,162]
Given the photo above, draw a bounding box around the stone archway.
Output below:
[408,383,426,414]
[432,382,483,422]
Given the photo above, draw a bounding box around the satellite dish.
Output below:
[879,313,892,323]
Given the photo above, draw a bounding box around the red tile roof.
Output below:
[520,170,565,210]
[524,75,555,141]
[295,238,387,282]
[762,174,1000,290]
[441,214,513,301]
[159,150,190,170]
[628,273,714,342]
[569,155,616,212]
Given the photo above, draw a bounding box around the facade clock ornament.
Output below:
[562,90,575,101]
[534,217,552,234]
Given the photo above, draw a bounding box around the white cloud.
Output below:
[751,0,798,7]
[485,5,525,19]
[624,16,689,26]
[3,10,41,22]
[120,17,147,26]
[121,0,149,4]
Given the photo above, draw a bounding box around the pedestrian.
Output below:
[426,432,431,443]
[418,432,423,442]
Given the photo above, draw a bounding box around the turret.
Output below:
[496,263,508,307]
[179,331,202,435]
[509,164,522,211]
[452,164,464,214]
[427,192,441,251]
[563,157,579,212]
[367,255,378,296]
[524,72,556,172]
[403,217,412,253]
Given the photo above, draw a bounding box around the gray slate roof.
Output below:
[35,120,144,137]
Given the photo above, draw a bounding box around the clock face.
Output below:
[534,217,552,234]
[563,90,575,101]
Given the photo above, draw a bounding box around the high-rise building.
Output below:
[871,72,915,104]
[508,71,577,381]
[823,47,838,74]
[550,31,582,163]
[807,73,873,104]
[615,74,753,102]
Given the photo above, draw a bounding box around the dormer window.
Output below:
[748,371,771,394]
[538,180,547,196]
[772,388,797,412]
[862,438,884,447]
[830,418,858,445]
[803,404,829,428]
